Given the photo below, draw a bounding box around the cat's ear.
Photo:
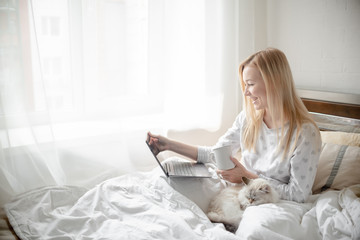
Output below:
[260,185,270,193]
[242,177,251,185]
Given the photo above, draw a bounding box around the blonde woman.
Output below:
[147,48,321,203]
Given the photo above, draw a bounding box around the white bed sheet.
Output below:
[5,168,236,240]
[5,167,360,240]
[236,185,360,240]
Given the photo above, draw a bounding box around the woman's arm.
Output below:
[147,132,198,161]
[168,139,198,161]
[148,111,245,164]
[217,156,258,183]
[197,112,245,165]
[262,123,321,202]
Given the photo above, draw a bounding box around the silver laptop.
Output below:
[146,140,212,178]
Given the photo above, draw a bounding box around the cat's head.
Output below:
[238,177,279,208]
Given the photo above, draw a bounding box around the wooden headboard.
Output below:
[298,89,360,119]
[298,89,360,132]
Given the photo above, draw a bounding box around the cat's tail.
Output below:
[207,212,242,226]
[207,212,239,233]
[223,223,238,233]
[207,211,224,223]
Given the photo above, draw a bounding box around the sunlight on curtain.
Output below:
[0,0,233,207]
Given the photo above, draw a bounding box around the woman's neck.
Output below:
[263,110,283,129]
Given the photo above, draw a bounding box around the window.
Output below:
[41,16,60,36]
[28,0,157,121]
[2,0,224,134]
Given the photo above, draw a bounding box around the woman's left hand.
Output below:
[216,156,257,183]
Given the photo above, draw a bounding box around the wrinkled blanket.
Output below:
[5,168,360,240]
[237,185,360,240]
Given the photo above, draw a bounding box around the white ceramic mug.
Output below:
[213,145,235,170]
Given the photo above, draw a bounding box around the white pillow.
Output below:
[320,131,360,147]
[312,142,360,194]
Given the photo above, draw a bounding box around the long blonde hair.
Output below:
[239,48,318,159]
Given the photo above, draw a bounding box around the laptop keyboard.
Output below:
[172,161,194,175]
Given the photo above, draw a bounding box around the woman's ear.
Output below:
[242,176,251,185]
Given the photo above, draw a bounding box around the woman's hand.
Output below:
[146,132,171,155]
[146,132,198,161]
[216,156,258,183]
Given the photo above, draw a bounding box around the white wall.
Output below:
[168,0,241,148]
[244,0,360,94]
[171,0,360,149]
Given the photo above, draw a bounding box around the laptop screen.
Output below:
[145,140,169,177]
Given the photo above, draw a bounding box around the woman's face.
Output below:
[243,64,267,111]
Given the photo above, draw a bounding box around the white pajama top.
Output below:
[197,111,321,203]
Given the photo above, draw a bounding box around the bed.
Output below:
[2,89,360,240]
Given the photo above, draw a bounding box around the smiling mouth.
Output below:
[251,98,258,104]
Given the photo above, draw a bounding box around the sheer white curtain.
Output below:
[0,0,240,207]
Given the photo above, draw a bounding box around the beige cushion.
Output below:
[312,142,360,194]
[320,131,360,147]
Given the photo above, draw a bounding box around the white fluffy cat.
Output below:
[207,177,279,232]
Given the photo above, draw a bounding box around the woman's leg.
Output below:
[162,157,226,212]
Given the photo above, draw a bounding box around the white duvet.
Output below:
[5,168,360,240]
